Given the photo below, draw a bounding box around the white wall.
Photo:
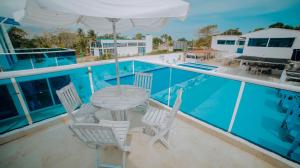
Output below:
[211,35,240,57]
[211,28,300,59]
[242,28,300,59]
[90,35,153,57]
[145,35,153,53]
[117,46,138,56]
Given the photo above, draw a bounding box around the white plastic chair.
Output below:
[134,72,153,96]
[134,72,153,110]
[142,88,183,148]
[56,82,99,123]
[69,120,130,168]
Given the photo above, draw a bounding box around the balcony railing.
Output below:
[0,48,77,72]
[0,59,299,164]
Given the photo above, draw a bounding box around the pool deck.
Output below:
[0,101,296,168]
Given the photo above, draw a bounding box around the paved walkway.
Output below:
[0,108,278,168]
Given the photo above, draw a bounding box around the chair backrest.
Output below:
[69,123,122,148]
[56,83,83,117]
[164,88,183,129]
[134,72,153,95]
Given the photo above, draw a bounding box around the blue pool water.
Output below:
[0,60,299,164]
[179,62,218,71]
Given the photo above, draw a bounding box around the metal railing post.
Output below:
[167,68,172,106]
[10,77,33,124]
[88,66,95,93]
[228,81,246,132]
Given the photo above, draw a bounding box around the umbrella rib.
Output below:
[130,19,135,27]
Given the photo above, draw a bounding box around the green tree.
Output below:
[221,28,242,35]
[75,28,88,55]
[8,26,30,48]
[269,22,285,28]
[177,37,187,42]
[135,32,142,40]
[197,24,218,38]
[160,34,173,46]
[87,29,96,41]
[152,37,162,49]
[253,28,264,32]
[196,24,218,48]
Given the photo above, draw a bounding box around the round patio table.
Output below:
[91,85,148,120]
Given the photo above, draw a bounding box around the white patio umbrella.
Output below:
[14,0,189,86]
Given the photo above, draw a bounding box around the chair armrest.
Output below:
[100,120,130,130]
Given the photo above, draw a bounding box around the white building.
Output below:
[90,35,153,57]
[211,28,300,61]
[211,35,241,57]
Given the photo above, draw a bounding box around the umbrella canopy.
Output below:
[14,0,189,34]
[14,0,189,85]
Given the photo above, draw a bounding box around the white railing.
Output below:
[0,56,300,130]
[0,48,75,55]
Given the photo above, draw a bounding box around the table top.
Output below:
[91,85,148,111]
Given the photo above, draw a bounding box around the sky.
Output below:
[0,0,300,40]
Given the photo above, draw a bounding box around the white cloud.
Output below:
[0,0,26,17]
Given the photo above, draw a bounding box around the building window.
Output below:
[225,40,235,45]
[102,43,114,48]
[238,41,245,46]
[268,38,295,48]
[128,42,137,46]
[248,38,269,47]
[217,40,225,44]
[117,43,127,47]
[138,42,146,46]
[217,40,235,45]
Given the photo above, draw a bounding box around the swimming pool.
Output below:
[179,62,218,71]
[0,60,299,164]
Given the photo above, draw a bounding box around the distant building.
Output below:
[211,28,300,61]
[90,35,153,57]
[173,41,188,51]
[211,35,241,57]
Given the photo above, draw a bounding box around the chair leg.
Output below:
[95,146,101,168]
[122,151,126,168]
[149,130,170,148]
[111,110,128,121]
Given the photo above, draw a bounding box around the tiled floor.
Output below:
[0,107,280,168]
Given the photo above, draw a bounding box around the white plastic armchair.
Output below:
[56,82,99,123]
[142,88,183,148]
[69,120,130,168]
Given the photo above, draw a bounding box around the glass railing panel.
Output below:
[134,60,163,72]
[0,50,77,72]
[231,83,300,163]
[0,79,29,134]
[132,61,170,105]
[169,68,241,130]
[15,67,91,123]
[32,55,57,69]
[91,61,133,91]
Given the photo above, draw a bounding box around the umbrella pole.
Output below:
[112,19,120,86]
